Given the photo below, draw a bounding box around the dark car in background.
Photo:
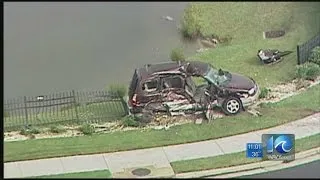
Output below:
[127,61,259,116]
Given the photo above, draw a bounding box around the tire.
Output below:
[221,96,242,115]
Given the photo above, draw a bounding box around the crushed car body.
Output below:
[127,61,260,118]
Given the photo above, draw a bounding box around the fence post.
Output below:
[72,90,80,123]
[119,95,129,116]
[23,96,29,127]
[297,45,301,65]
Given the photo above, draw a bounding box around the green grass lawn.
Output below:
[32,134,320,178]
[171,133,320,174]
[183,2,320,87]
[4,84,319,162]
[32,169,112,179]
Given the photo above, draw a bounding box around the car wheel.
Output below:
[222,96,242,115]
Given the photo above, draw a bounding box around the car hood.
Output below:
[221,73,255,91]
[183,61,256,91]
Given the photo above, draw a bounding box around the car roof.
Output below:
[136,61,186,79]
[135,60,211,80]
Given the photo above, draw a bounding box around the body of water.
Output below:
[4,2,198,99]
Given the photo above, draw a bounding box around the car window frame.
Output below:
[142,78,160,94]
[160,75,185,90]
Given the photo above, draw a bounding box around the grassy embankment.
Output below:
[181,2,320,87]
[4,84,320,162]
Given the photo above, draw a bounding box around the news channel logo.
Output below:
[262,134,295,161]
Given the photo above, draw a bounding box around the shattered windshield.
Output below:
[203,67,231,86]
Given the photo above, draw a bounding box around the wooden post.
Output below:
[72,90,80,122]
[23,96,29,127]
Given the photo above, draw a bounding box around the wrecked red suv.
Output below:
[127,61,259,116]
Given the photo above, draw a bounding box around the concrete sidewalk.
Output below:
[4,113,320,178]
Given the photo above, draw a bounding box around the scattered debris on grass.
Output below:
[258,77,320,104]
[4,77,319,142]
[196,48,209,53]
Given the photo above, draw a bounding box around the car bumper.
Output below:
[241,85,260,107]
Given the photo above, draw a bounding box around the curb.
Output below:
[214,152,320,178]
[175,147,320,178]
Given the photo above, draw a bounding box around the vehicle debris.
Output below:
[195,118,203,124]
[127,61,260,123]
[247,108,262,117]
[196,48,209,53]
[257,49,293,65]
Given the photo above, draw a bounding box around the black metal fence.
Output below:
[297,33,320,65]
[3,90,129,131]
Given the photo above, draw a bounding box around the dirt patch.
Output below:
[4,132,29,141]
[34,129,81,140]
[196,35,232,53]
[3,115,194,142]
[264,30,285,39]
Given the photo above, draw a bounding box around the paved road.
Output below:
[243,160,320,179]
[4,113,320,178]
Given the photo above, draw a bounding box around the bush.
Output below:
[121,115,140,127]
[259,87,270,99]
[308,46,320,66]
[108,84,127,98]
[19,128,29,136]
[180,3,214,39]
[170,47,186,62]
[295,62,320,80]
[49,125,67,134]
[180,3,207,39]
[19,127,41,136]
[29,127,41,134]
[78,123,95,135]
